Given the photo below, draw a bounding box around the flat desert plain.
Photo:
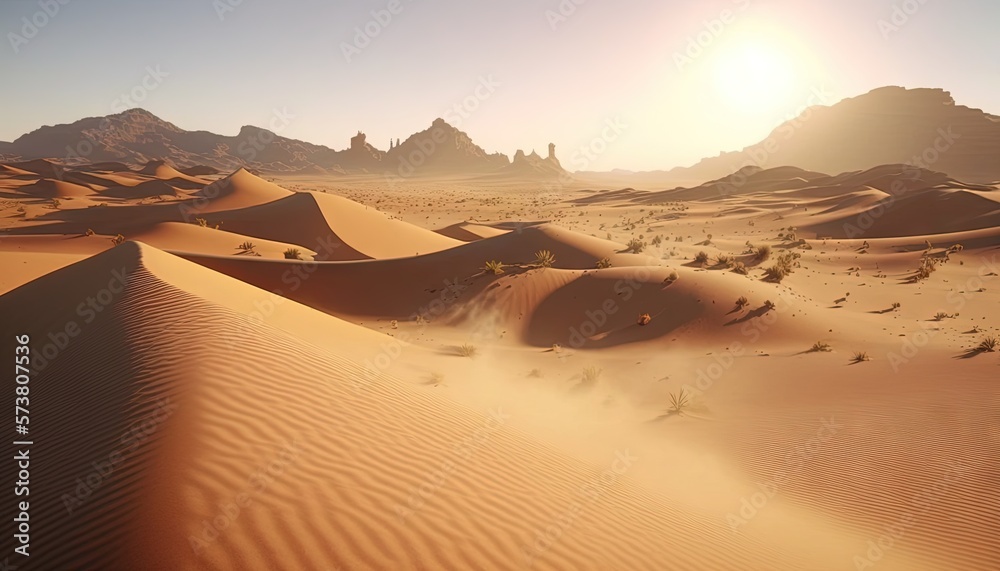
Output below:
[1,159,998,570]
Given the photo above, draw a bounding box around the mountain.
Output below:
[1,109,556,178]
[579,86,1000,185]
[679,87,1000,184]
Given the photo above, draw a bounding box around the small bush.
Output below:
[637,313,652,326]
[85,228,95,236]
[915,257,937,281]
[731,261,748,275]
[763,300,776,311]
[810,341,832,353]
[668,388,689,415]
[110,234,126,246]
[483,260,505,275]
[755,244,772,263]
[852,351,871,363]
[534,249,556,268]
[283,248,302,260]
[458,343,478,357]
[976,336,997,352]
[934,312,952,321]
[764,264,788,282]
[596,257,612,269]
[626,238,646,253]
[236,241,258,255]
[651,235,663,247]
[735,296,749,309]
[694,251,709,264]
[582,366,602,383]
[716,254,734,267]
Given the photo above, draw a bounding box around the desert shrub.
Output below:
[764,251,801,282]
[891,302,901,311]
[764,264,788,282]
[458,343,478,357]
[716,254,734,267]
[934,312,952,321]
[915,257,937,281]
[735,296,749,309]
[283,248,302,260]
[626,238,646,253]
[694,251,709,264]
[668,388,689,414]
[582,366,602,383]
[85,228,95,236]
[731,261,748,275]
[755,244,772,263]
[651,235,664,247]
[596,257,612,269]
[810,341,832,353]
[195,217,209,227]
[534,249,556,268]
[637,313,652,326]
[763,300,776,311]
[235,241,260,256]
[977,336,997,352]
[110,234,125,246]
[852,351,871,363]
[483,260,505,275]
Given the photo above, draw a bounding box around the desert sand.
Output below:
[1,155,998,570]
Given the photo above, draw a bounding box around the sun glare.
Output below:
[712,41,797,112]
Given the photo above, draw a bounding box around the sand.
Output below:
[1,163,998,570]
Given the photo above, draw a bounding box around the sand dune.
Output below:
[0,241,830,570]
[2,161,998,570]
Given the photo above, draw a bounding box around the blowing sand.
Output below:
[1,162,998,570]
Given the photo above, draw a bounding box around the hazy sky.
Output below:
[1,0,997,171]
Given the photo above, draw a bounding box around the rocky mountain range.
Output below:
[0,109,566,180]
[2,86,998,184]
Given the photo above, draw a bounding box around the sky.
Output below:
[1,0,998,171]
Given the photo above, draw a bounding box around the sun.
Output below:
[711,41,797,112]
